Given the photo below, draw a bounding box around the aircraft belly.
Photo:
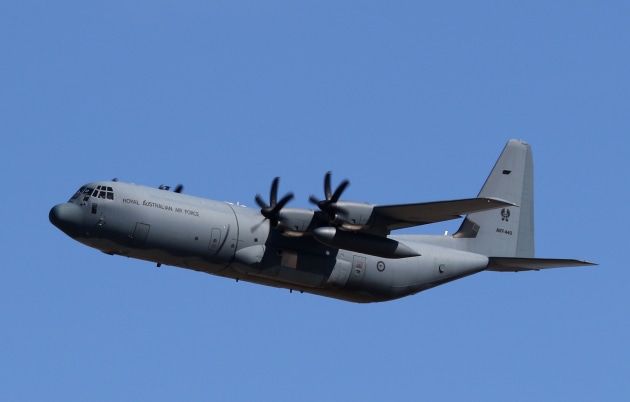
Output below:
[326,258,352,288]
[389,247,489,298]
[342,252,396,297]
[329,247,489,301]
[234,248,333,287]
[208,209,486,301]
[248,266,327,287]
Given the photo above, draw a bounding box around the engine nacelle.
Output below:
[276,208,317,237]
[333,201,376,231]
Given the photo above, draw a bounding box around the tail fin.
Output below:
[454,139,534,257]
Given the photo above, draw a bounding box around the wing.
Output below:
[487,257,597,272]
[372,197,516,232]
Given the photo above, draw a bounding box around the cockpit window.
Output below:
[70,186,87,201]
[70,185,114,202]
[92,185,114,200]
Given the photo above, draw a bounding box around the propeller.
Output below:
[309,171,349,221]
[255,177,294,228]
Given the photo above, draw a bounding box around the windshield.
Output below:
[69,185,114,201]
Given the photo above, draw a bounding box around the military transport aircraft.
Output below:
[49,140,594,303]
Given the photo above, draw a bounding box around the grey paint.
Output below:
[49,140,595,303]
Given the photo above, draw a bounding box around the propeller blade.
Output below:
[275,193,294,211]
[255,177,293,229]
[312,172,351,223]
[270,177,279,206]
[174,184,184,193]
[330,179,349,203]
[324,171,332,200]
[255,194,268,209]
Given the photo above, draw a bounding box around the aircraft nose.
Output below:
[49,203,84,237]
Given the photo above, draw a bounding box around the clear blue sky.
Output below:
[2,2,628,401]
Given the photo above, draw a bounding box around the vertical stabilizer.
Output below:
[454,140,534,257]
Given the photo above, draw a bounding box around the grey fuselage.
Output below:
[50,181,488,303]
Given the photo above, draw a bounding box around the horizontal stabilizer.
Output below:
[487,257,597,272]
[375,197,516,231]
